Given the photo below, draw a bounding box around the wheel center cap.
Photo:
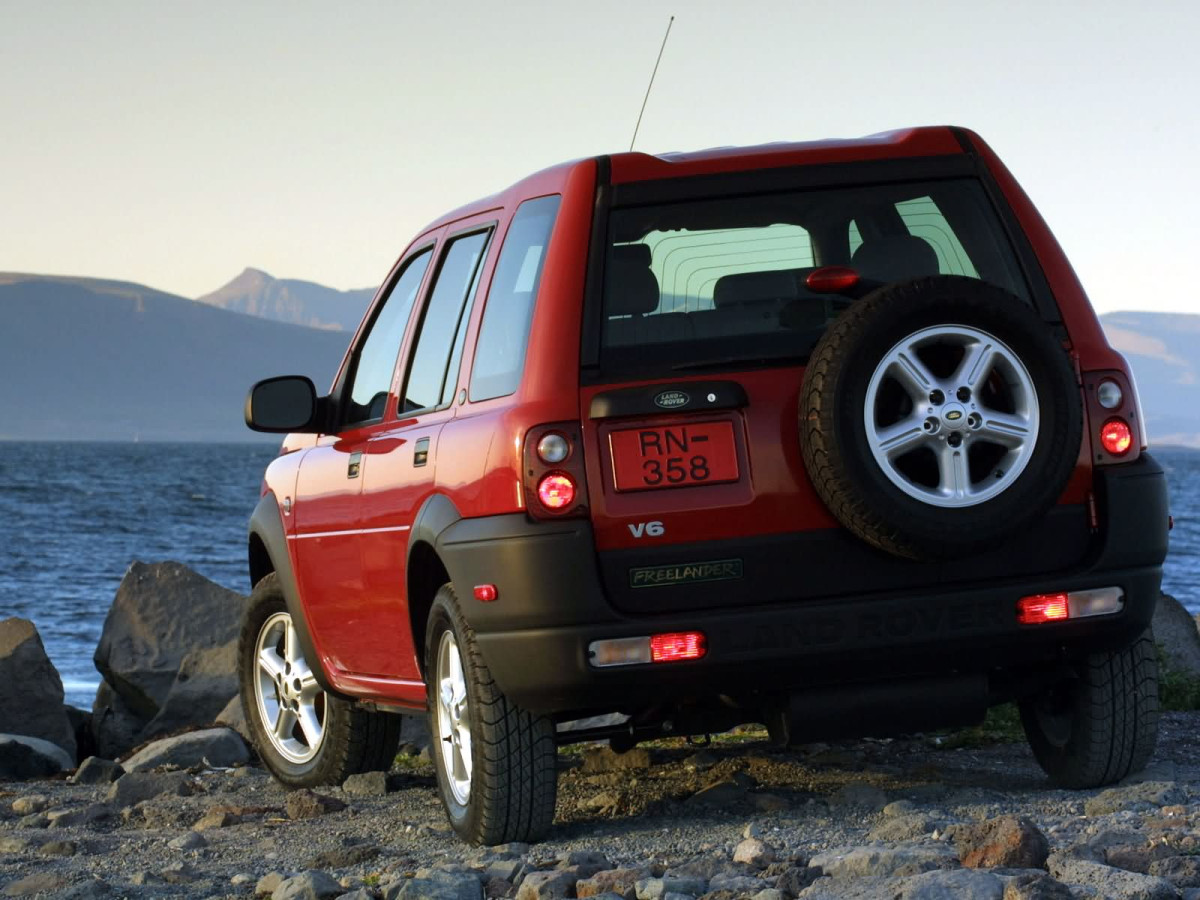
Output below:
[941,403,966,426]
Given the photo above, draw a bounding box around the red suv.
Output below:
[240,127,1169,845]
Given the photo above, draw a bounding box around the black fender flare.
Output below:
[248,491,349,698]
[408,493,464,571]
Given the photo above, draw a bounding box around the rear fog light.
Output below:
[1017,587,1124,625]
[588,631,708,667]
[650,631,707,662]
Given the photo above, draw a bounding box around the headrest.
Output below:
[712,269,803,308]
[851,235,940,283]
[607,244,660,316]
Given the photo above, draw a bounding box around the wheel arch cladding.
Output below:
[407,493,463,679]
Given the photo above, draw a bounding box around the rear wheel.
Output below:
[426,585,557,845]
[1019,631,1159,788]
[238,573,400,786]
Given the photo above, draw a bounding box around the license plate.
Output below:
[609,421,739,492]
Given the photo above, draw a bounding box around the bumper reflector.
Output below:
[1017,587,1124,625]
[588,631,708,668]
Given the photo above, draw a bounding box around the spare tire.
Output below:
[800,275,1082,561]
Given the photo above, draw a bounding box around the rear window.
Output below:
[600,178,1028,375]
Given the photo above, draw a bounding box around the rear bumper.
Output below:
[439,454,1169,714]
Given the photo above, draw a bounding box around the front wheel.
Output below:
[426,585,557,845]
[238,573,400,786]
[1019,631,1159,789]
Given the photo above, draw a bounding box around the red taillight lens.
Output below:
[649,631,707,662]
[537,473,575,510]
[805,265,860,294]
[1017,593,1070,625]
[1100,418,1133,455]
[473,584,498,602]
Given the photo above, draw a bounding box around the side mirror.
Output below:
[245,376,320,433]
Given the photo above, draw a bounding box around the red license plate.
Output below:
[609,421,739,492]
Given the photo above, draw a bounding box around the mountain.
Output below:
[1099,311,1200,447]
[197,268,374,332]
[0,273,349,441]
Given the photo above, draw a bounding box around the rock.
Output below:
[810,845,959,879]
[105,769,196,808]
[684,751,718,772]
[46,803,112,828]
[58,879,113,900]
[899,868,1003,899]
[0,733,73,778]
[90,681,149,761]
[385,872,483,900]
[10,795,49,815]
[63,705,96,761]
[37,840,78,857]
[752,793,789,813]
[518,871,578,899]
[635,877,709,899]
[308,843,381,868]
[708,873,769,892]
[1001,873,1074,900]
[168,832,207,850]
[256,872,286,896]
[1149,856,1200,887]
[215,694,251,741]
[1047,853,1177,900]
[285,788,347,819]
[192,807,240,830]
[733,838,777,868]
[143,643,241,739]
[578,868,650,898]
[1,873,67,896]
[1084,781,1187,816]
[1154,594,1200,680]
[557,851,613,877]
[582,745,652,773]
[776,866,823,895]
[272,871,344,900]
[160,861,201,884]
[93,561,248,723]
[343,770,390,796]
[121,726,249,771]
[884,799,918,817]
[689,780,746,806]
[829,783,888,810]
[952,816,1050,869]
[869,814,943,842]
[0,617,76,759]
[70,756,124,784]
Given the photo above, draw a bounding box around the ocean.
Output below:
[0,441,1197,710]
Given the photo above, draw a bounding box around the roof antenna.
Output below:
[629,15,675,152]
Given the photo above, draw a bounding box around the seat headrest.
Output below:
[712,269,803,308]
[851,235,940,283]
[607,244,660,316]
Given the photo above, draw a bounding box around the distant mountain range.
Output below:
[0,271,1195,445]
[196,268,374,332]
[0,274,348,442]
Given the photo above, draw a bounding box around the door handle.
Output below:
[347,451,363,479]
[414,438,430,467]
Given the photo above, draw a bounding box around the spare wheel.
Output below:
[800,275,1082,561]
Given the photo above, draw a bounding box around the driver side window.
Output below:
[343,247,433,427]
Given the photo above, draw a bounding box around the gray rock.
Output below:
[57,879,113,900]
[829,783,889,810]
[272,870,344,900]
[216,694,251,740]
[0,617,76,759]
[142,642,240,739]
[798,877,906,900]
[733,837,777,868]
[708,873,769,892]
[1153,593,1200,680]
[884,799,918,817]
[90,680,149,761]
[868,814,943,842]
[753,891,787,900]
[1149,856,1200,888]
[899,868,1003,899]
[0,734,72,778]
[1047,853,1177,900]
[70,756,124,784]
[636,877,708,899]
[160,861,201,884]
[577,868,651,898]
[105,769,196,808]
[343,770,390,797]
[121,726,249,771]
[810,845,959,879]
[168,831,208,850]
[256,872,286,896]
[308,843,380,868]
[10,795,49,815]
[385,872,484,900]
[93,561,248,722]
[1083,781,1187,816]
[1001,873,1075,900]
[518,870,578,899]
[46,803,112,828]
[286,788,347,819]
[0,872,68,896]
[38,839,78,857]
[689,780,746,806]
[558,851,613,877]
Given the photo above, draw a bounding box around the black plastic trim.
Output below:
[580,156,613,371]
[589,380,748,420]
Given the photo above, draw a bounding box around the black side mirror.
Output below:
[245,376,320,433]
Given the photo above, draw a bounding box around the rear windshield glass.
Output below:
[600,178,1029,375]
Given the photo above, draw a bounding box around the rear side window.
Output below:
[469,195,561,402]
[600,178,1028,376]
[401,230,490,413]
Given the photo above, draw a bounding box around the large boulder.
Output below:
[93,562,248,745]
[0,734,74,779]
[91,680,150,760]
[0,618,76,759]
[1153,593,1200,680]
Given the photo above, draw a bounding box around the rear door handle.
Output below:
[414,438,430,467]
[347,451,363,479]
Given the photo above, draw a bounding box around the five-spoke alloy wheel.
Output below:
[253,611,326,764]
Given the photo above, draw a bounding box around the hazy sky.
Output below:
[2,0,1197,314]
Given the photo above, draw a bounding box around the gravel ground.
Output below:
[3,712,1200,899]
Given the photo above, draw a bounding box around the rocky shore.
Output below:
[3,563,1200,899]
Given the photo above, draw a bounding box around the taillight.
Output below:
[1016,593,1069,624]
[588,631,708,667]
[1017,587,1123,625]
[523,422,588,519]
[650,631,707,662]
[1099,418,1133,456]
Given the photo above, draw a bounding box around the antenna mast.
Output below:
[629,15,675,152]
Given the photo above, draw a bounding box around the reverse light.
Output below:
[806,265,860,294]
[537,473,576,510]
[536,433,570,464]
[1100,418,1133,455]
[1017,587,1124,625]
[650,631,707,663]
[1096,380,1123,410]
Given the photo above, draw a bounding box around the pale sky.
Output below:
[2,0,1197,314]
